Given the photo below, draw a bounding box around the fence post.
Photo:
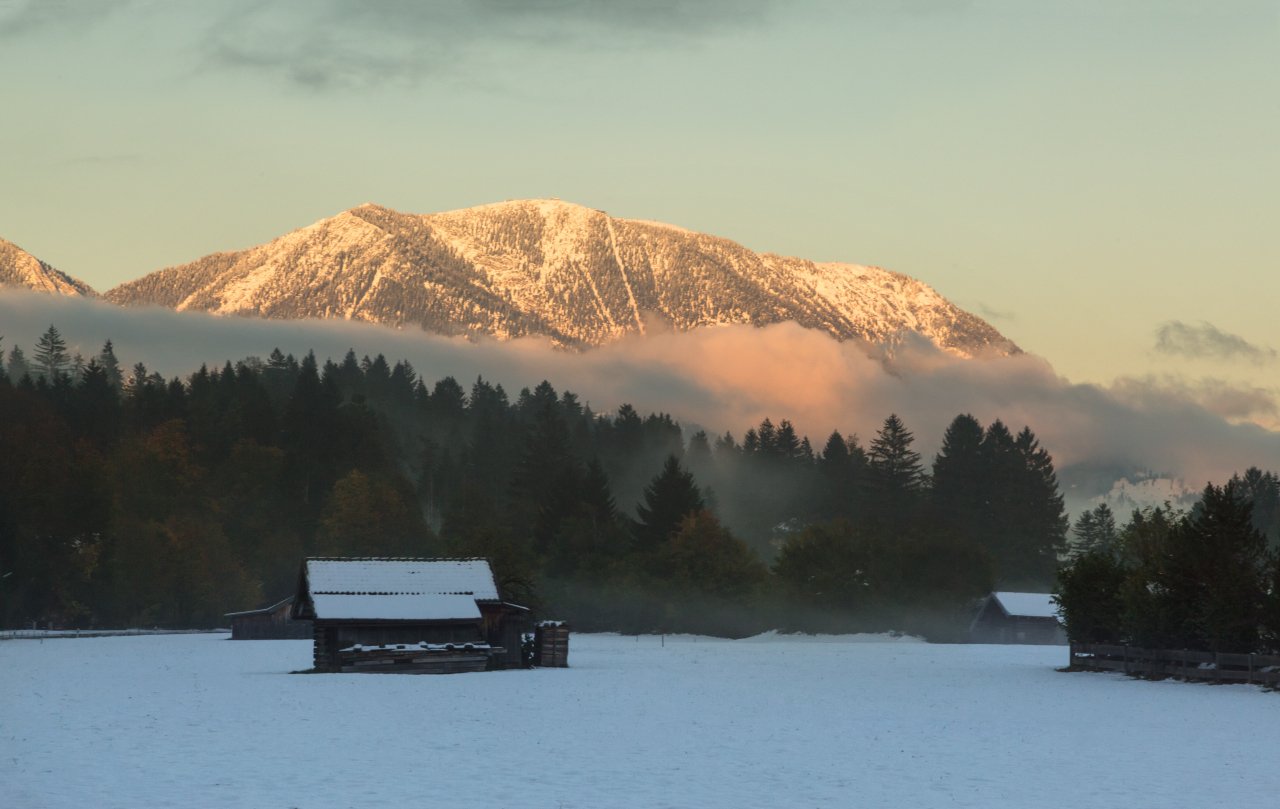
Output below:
[1249,653,1255,684]
[1123,645,1130,675]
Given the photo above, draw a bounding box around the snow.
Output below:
[1091,475,1201,514]
[310,592,482,621]
[304,558,500,600]
[109,199,1017,356]
[992,592,1061,619]
[4,633,1277,808]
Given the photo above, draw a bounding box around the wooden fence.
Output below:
[0,628,228,640]
[1070,643,1280,686]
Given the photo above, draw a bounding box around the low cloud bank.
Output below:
[4,291,1280,492]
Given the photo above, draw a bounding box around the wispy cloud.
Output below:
[975,302,1016,322]
[1111,374,1279,426]
[0,0,131,40]
[4,290,1280,494]
[199,0,775,90]
[1154,320,1276,364]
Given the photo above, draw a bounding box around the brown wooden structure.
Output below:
[1070,643,1280,686]
[225,597,312,640]
[291,557,529,673]
[534,621,569,667]
[969,592,1066,645]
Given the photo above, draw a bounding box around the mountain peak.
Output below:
[105,201,1018,356]
[0,237,97,297]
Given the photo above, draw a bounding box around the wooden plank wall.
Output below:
[1070,643,1280,686]
[536,624,569,668]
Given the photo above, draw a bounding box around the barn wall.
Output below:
[971,612,1065,645]
[480,606,530,669]
[231,610,312,640]
[311,621,488,670]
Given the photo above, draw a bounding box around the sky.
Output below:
[1,0,1277,398]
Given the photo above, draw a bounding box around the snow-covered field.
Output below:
[2,633,1276,808]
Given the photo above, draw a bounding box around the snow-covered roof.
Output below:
[311,593,481,621]
[992,592,1059,619]
[305,558,499,600]
[224,596,293,619]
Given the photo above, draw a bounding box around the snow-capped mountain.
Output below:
[105,199,1017,355]
[1090,475,1202,516]
[0,238,96,297]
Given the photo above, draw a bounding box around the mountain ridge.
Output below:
[101,198,1017,355]
[0,238,97,297]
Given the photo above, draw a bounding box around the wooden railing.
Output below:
[1070,643,1280,686]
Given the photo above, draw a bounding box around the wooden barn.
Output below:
[969,591,1066,645]
[225,596,312,640]
[291,557,529,673]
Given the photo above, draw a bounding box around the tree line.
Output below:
[2,325,1070,638]
[1057,473,1280,654]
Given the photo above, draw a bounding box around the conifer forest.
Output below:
[3,326,1277,642]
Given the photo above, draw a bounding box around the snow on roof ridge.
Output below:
[311,589,483,595]
[304,558,501,604]
[991,591,1060,619]
[304,556,490,562]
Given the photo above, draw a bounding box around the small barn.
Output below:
[969,591,1066,645]
[291,557,529,673]
[225,596,312,640]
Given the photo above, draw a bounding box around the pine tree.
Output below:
[1236,467,1280,547]
[32,325,70,381]
[97,340,123,390]
[864,414,925,532]
[816,430,856,520]
[635,455,705,549]
[1178,481,1269,651]
[930,414,987,545]
[6,346,29,383]
[1071,503,1118,559]
[1011,426,1069,584]
[685,430,713,479]
[430,376,467,417]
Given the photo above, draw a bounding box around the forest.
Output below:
[3,324,1271,640]
[1057,473,1280,654]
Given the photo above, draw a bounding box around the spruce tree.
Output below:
[32,324,70,381]
[1178,481,1269,651]
[865,414,925,532]
[1071,503,1118,559]
[97,340,123,390]
[1011,426,1069,584]
[930,414,987,545]
[6,346,29,383]
[635,455,705,549]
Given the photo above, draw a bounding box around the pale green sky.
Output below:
[1,0,1276,400]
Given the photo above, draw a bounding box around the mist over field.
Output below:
[5,290,1277,502]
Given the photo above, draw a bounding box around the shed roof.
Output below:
[224,596,293,619]
[305,557,500,600]
[992,592,1059,619]
[311,592,481,621]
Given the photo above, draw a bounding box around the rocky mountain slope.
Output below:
[105,199,1017,355]
[0,238,96,297]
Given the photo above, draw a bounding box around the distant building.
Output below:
[225,597,312,640]
[291,557,529,673]
[969,591,1066,645]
